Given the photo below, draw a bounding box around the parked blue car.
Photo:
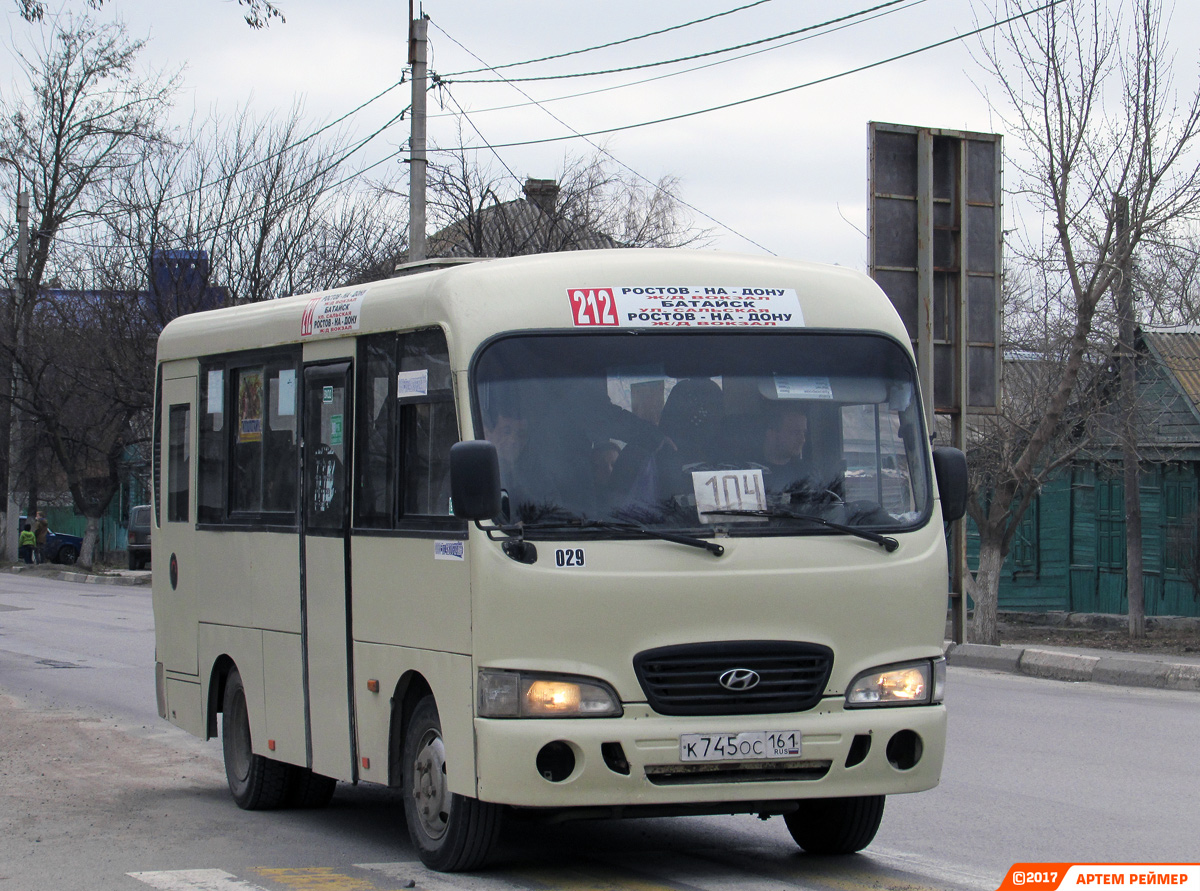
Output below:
[19,516,83,565]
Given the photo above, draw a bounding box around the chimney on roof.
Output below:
[523,178,560,215]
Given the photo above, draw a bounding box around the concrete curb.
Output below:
[946,641,1200,693]
[6,565,151,587]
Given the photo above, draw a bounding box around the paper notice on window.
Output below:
[774,375,833,400]
[207,369,223,413]
[397,369,429,398]
[276,369,296,416]
[692,469,767,523]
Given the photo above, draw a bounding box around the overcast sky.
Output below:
[2,0,1198,271]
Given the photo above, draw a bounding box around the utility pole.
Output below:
[1115,195,1145,638]
[408,6,428,262]
[4,184,28,562]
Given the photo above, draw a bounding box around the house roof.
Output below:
[1142,329,1200,413]
[428,178,619,259]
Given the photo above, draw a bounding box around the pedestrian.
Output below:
[18,522,35,564]
[33,511,48,564]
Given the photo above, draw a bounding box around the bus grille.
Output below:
[644,759,832,785]
[633,641,834,716]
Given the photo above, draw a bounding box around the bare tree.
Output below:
[98,100,410,319]
[966,0,1200,643]
[0,17,176,564]
[425,141,710,258]
[15,0,285,29]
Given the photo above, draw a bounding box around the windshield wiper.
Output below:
[509,519,725,557]
[701,508,899,552]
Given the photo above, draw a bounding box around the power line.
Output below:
[432,35,775,254]
[443,0,778,77]
[50,104,412,252]
[159,77,409,205]
[433,1,1060,152]
[426,0,927,121]
[436,87,522,186]
[441,0,915,85]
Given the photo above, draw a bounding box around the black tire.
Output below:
[401,695,502,871]
[784,795,886,855]
[285,766,337,808]
[56,545,77,565]
[221,668,290,810]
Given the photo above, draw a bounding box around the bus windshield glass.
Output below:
[473,331,930,535]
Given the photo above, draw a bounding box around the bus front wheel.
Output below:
[221,668,289,810]
[401,695,502,871]
[784,795,885,855]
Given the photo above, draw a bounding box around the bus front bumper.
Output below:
[473,701,946,808]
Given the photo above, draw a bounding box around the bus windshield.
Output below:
[473,331,930,535]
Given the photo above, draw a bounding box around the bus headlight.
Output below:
[477,669,623,718]
[845,657,945,707]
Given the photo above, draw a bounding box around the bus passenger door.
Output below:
[301,362,356,782]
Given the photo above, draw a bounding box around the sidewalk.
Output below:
[5,563,151,586]
[946,639,1200,693]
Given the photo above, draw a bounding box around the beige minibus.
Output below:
[152,249,966,871]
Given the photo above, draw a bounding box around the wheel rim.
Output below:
[410,728,449,840]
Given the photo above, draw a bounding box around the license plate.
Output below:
[679,730,802,762]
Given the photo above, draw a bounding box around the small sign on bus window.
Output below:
[774,375,833,400]
[397,369,429,398]
[692,469,766,523]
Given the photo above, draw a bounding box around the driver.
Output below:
[759,401,812,494]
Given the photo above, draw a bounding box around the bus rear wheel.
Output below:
[784,795,885,855]
[401,695,502,871]
[221,668,290,810]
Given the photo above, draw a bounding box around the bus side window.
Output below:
[198,351,300,525]
[355,327,459,528]
[198,365,225,523]
[167,404,191,522]
[399,329,456,517]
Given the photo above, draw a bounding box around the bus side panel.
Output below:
[262,630,307,766]
[193,530,302,635]
[351,537,471,654]
[199,623,266,752]
[352,642,475,797]
[163,677,205,738]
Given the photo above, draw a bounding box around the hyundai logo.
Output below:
[718,668,761,691]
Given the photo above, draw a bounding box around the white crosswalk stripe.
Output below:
[127,869,271,891]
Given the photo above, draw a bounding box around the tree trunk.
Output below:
[1116,196,1145,639]
[79,516,100,570]
[971,533,1007,645]
[1124,457,1145,638]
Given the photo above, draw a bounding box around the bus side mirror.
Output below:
[450,440,502,521]
[932,447,967,522]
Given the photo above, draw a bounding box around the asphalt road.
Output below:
[1,572,1197,891]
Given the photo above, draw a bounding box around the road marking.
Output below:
[255,867,380,890]
[127,869,271,891]
[510,864,686,891]
[357,861,526,891]
[133,854,998,891]
[869,847,998,891]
